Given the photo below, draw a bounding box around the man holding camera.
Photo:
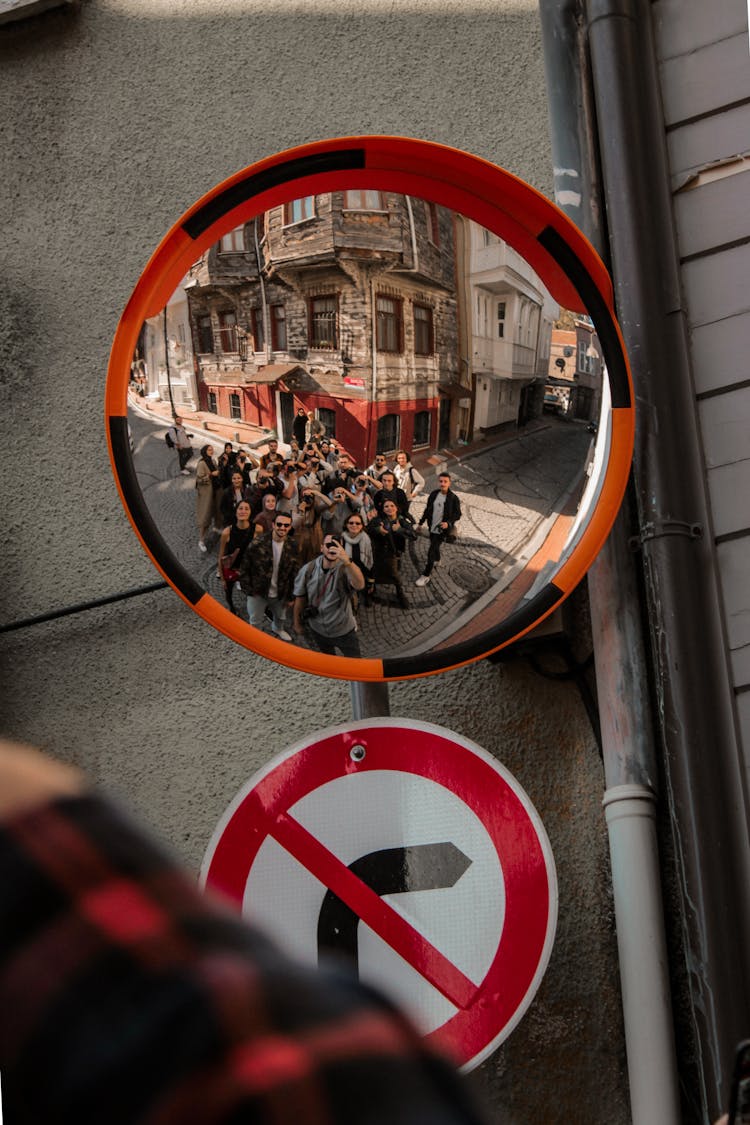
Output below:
[248,464,284,516]
[293,534,364,657]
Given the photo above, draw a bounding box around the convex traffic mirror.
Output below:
[106,136,634,681]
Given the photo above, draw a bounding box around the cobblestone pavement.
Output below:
[129,410,591,660]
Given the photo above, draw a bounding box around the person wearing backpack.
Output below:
[393,449,425,508]
[165,415,193,474]
[292,534,364,657]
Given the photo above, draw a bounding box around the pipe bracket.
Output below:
[629,520,703,550]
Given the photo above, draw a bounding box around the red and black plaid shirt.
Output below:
[0,795,487,1125]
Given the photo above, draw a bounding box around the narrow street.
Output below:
[129,409,591,659]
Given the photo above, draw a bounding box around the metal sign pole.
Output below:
[350,682,390,720]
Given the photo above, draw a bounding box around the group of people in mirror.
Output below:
[167,414,462,657]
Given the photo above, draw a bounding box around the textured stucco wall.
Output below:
[0,2,629,1120]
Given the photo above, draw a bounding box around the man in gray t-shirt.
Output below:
[293,534,365,658]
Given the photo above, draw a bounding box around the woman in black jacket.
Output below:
[367,499,414,609]
[216,500,253,613]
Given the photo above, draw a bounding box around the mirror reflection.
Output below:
[127,188,605,660]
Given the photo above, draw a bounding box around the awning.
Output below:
[438,380,472,401]
[250,363,307,384]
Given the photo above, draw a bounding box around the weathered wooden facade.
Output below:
[185,192,458,463]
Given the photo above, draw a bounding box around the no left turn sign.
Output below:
[200,719,557,1071]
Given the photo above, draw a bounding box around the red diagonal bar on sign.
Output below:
[272,812,478,1010]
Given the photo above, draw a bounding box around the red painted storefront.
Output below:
[200,381,438,464]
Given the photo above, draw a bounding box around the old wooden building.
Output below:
[185,191,459,463]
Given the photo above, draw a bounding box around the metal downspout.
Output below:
[404,194,419,271]
[584,0,750,1117]
[253,218,272,364]
[539,2,680,1121]
[370,275,378,424]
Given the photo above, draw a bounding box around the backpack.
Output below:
[164,430,175,449]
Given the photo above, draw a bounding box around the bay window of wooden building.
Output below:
[413,304,434,355]
[218,309,237,353]
[376,295,402,353]
[309,295,337,349]
[270,303,287,351]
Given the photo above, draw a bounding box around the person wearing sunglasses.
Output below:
[238,514,299,642]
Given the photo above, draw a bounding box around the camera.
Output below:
[301,606,319,621]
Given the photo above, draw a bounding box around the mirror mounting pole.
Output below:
[350,682,390,719]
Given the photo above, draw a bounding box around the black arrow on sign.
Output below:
[317,842,472,975]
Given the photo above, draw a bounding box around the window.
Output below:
[517,300,533,345]
[476,294,488,337]
[413,304,433,355]
[207,391,218,414]
[343,190,385,210]
[413,410,430,447]
[229,393,242,420]
[218,310,237,353]
[425,201,440,246]
[219,227,244,252]
[376,413,401,454]
[317,407,336,438]
[497,301,506,339]
[376,295,402,353]
[528,306,539,345]
[270,304,287,351]
[309,296,337,349]
[284,197,315,225]
[250,308,265,352]
[578,341,597,374]
[196,315,214,354]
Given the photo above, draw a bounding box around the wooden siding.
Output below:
[654,0,750,756]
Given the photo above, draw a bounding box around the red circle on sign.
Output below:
[201,719,557,1071]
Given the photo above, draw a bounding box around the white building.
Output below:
[467,223,557,435]
[141,280,198,410]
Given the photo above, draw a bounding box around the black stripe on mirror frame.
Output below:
[382,584,564,679]
[109,416,205,606]
[537,226,632,411]
[182,150,368,241]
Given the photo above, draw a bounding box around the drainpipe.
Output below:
[253,217,272,364]
[584,2,750,1117]
[539,3,680,1122]
[404,195,420,272]
[369,276,378,461]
